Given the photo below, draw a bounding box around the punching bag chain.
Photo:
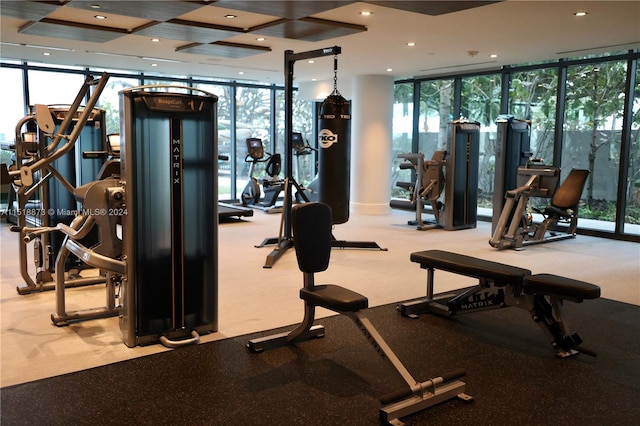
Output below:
[332,55,341,96]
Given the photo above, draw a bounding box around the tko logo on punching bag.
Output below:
[318,128,338,148]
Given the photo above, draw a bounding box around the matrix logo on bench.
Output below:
[450,289,505,312]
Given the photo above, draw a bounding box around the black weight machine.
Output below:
[256,46,385,269]
[491,115,533,234]
[240,137,284,213]
[9,75,112,295]
[393,120,480,231]
[394,150,447,230]
[30,83,218,348]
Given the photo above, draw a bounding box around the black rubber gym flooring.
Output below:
[2,297,638,425]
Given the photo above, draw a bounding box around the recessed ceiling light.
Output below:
[151,63,157,67]
[360,11,372,16]
[238,71,244,75]
[386,68,393,72]
[43,52,50,56]
[90,4,100,9]
[94,15,107,20]
[308,60,315,64]
[151,38,160,43]
[225,14,237,19]
[407,42,416,47]
[256,37,265,41]
[574,11,588,17]
[490,54,498,58]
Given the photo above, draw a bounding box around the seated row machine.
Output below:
[247,203,472,424]
[399,250,601,357]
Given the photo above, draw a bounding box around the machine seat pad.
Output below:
[523,274,601,301]
[300,284,369,312]
[410,250,531,287]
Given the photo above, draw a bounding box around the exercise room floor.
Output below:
[1,208,639,388]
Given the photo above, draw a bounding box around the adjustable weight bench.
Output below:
[399,250,600,357]
[248,203,472,425]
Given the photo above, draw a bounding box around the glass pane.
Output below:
[196,83,232,199]
[27,70,85,105]
[235,86,271,200]
[391,82,414,198]
[460,74,502,213]
[563,61,627,232]
[625,65,640,235]
[0,67,25,166]
[419,80,454,155]
[509,68,557,163]
[291,90,315,187]
[96,75,140,135]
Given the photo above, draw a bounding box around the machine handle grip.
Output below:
[159,330,200,348]
[380,369,467,405]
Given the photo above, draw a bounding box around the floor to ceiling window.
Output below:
[234,86,272,201]
[391,50,639,241]
[0,64,25,167]
[391,82,414,198]
[2,48,638,241]
[626,64,640,235]
[563,61,628,232]
[196,82,233,198]
[460,74,502,209]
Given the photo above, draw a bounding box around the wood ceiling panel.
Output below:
[251,17,366,42]
[177,41,271,59]
[65,1,205,21]
[0,1,62,21]
[213,1,357,19]
[19,18,128,43]
[134,19,243,44]
[364,1,499,16]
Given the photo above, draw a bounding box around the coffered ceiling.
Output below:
[1,1,639,85]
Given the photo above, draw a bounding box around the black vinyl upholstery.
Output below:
[410,249,531,286]
[523,273,601,301]
[548,169,589,212]
[300,284,369,312]
[292,202,332,273]
[293,202,368,312]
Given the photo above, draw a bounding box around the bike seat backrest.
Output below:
[292,202,332,274]
[551,169,589,210]
[265,153,281,177]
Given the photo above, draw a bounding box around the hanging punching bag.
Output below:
[318,92,351,224]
